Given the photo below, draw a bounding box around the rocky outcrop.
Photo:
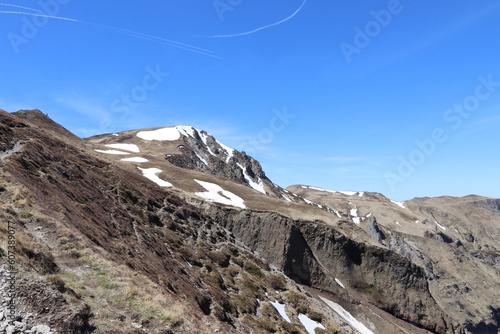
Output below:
[164,126,283,197]
[201,205,455,333]
[472,199,500,213]
[368,215,386,245]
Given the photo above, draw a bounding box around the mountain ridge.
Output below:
[0,109,498,334]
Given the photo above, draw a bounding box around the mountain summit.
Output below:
[0,109,499,334]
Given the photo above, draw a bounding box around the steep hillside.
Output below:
[1,109,498,334]
[0,110,352,333]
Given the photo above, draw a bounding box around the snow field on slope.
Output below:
[137,127,180,141]
[434,221,447,231]
[194,179,246,209]
[95,149,131,155]
[138,167,172,187]
[298,313,326,334]
[302,185,363,197]
[270,301,326,333]
[121,157,149,163]
[105,143,140,152]
[350,208,361,224]
[319,297,374,334]
[237,163,266,194]
[390,199,406,209]
[270,302,291,323]
[335,278,345,289]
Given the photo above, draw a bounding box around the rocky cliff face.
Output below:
[196,204,455,333]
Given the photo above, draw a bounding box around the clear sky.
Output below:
[1,0,500,201]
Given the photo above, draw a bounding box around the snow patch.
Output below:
[282,194,292,202]
[237,163,266,194]
[350,208,361,224]
[121,157,149,163]
[105,143,140,153]
[95,149,131,155]
[335,278,345,289]
[319,297,375,334]
[390,199,406,209]
[194,179,246,209]
[138,167,172,187]
[304,198,322,208]
[302,186,362,196]
[194,152,208,166]
[270,302,291,323]
[298,313,326,334]
[137,127,180,141]
[175,125,196,138]
[217,139,234,162]
[434,221,447,231]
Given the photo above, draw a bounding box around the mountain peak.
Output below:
[86,124,288,203]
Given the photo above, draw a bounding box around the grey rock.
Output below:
[5,324,16,334]
[30,325,51,334]
[472,199,500,212]
[368,215,386,245]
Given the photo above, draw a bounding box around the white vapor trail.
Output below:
[0,10,79,22]
[0,10,221,58]
[104,26,222,59]
[0,3,43,12]
[199,0,307,38]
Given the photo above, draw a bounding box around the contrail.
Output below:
[103,26,222,59]
[197,0,307,38]
[0,10,78,22]
[115,29,223,59]
[0,10,220,58]
[0,3,43,12]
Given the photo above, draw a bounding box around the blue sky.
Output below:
[1,0,500,200]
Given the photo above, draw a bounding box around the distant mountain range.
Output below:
[0,109,498,334]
